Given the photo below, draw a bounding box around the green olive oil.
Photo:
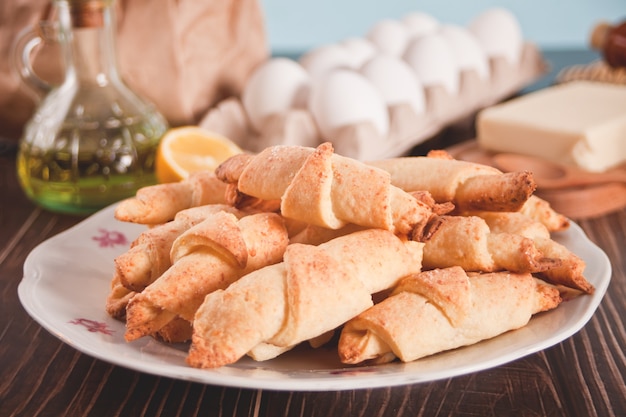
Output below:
[17,120,164,215]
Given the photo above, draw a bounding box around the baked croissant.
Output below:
[107,204,243,320]
[114,171,228,225]
[187,229,425,368]
[155,317,193,343]
[114,204,242,293]
[368,155,536,212]
[124,211,289,341]
[518,195,570,232]
[338,266,561,364]
[473,211,592,293]
[105,272,136,320]
[215,142,434,236]
[421,215,560,273]
[470,210,552,240]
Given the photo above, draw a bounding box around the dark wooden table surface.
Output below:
[2,49,626,417]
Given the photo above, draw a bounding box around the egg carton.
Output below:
[200,9,548,161]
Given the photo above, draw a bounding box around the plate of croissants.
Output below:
[19,143,611,391]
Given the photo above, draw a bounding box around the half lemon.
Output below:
[155,126,243,183]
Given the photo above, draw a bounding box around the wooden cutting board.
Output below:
[446,140,626,219]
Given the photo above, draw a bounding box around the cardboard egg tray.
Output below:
[200,43,548,161]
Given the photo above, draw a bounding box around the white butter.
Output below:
[477,81,626,172]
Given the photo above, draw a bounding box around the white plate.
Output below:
[18,204,611,391]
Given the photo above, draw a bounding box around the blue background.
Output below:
[261,0,625,55]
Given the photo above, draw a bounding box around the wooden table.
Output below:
[2,49,625,417]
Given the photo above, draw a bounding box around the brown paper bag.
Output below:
[0,0,268,141]
[0,0,51,141]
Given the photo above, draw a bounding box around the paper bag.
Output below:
[0,0,268,141]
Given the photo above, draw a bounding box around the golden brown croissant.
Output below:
[469,210,552,240]
[105,272,136,320]
[114,171,228,225]
[472,211,592,293]
[338,266,561,364]
[124,211,289,341]
[421,215,560,273]
[187,229,425,368]
[155,317,193,343]
[368,155,536,212]
[216,142,434,235]
[518,195,570,232]
[114,204,242,293]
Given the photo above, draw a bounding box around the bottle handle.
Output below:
[12,22,57,96]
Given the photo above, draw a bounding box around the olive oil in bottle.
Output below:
[15,0,168,214]
[17,115,165,215]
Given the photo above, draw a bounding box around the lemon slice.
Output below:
[155,126,243,183]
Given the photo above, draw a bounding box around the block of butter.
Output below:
[477,81,626,172]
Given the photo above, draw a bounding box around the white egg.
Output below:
[403,33,459,95]
[360,55,425,115]
[341,37,378,68]
[468,8,523,65]
[242,57,311,132]
[402,12,440,39]
[366,19,410,56]
[308,69,389,139]
[439,24,490,80]
[299,44,355,78]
